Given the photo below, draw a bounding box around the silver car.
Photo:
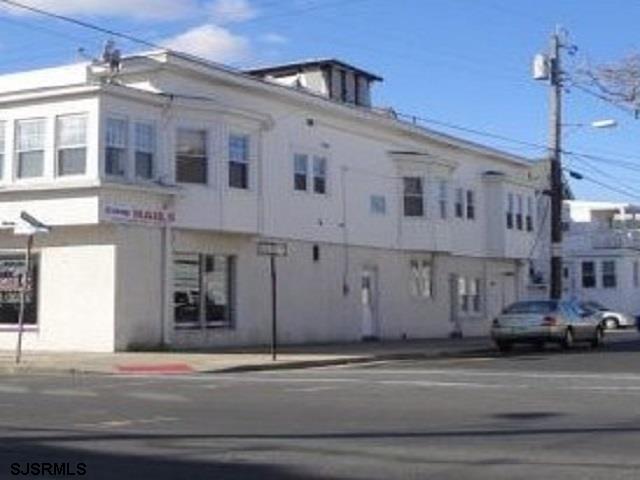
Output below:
[580,301,636,330]
[491,300,604,353]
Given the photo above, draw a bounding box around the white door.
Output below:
[361,268,379,340]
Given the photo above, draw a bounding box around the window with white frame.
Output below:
[135,122,155,179]
[458,276,468,312]
[506,193,514,229]
[370,194,386,215]
[293,153,308,191]
[16,118,45,179]
[173,253,236,329]
[516,194,524,230]
[582,261,596,288]
[602,260,617,288]
[313,156,327,194]
[0,121,5,180]
[438,180,448,219]
[455,187,464,218]
[403,176,424,217]
[176,128,207,184]
[57,114,87,176]
[105,117,127,176]
[410,259,432,298]
[466,189,475,220]
[470,278,481,313]
[526,196,534,232]
[229,134,249,189]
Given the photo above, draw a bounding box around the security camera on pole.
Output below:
[533,27,570,300]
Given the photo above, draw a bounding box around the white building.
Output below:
[0,52,545,352]
[563,200,640,317]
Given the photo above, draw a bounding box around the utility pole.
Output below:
[548,28,564,300]
[534,28,565,300]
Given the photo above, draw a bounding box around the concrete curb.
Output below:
[0,344,495,376]
[211,348,493,373]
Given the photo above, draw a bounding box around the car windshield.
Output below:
[584,301,607,311]
[502,301,557,314]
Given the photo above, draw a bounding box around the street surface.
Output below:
[1,334,640,479]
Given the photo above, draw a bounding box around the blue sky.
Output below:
[1,0,640,202]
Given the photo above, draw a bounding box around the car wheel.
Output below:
[603,317,619,330]
[496,341,512,353]
[562,328,574,350]
[590,327,604,348]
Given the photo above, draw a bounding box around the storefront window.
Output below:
[173,253,235,329]
[0,255,38,326]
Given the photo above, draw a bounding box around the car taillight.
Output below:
[541,316,558,326]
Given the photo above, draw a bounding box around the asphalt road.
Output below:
[2,333,640,479]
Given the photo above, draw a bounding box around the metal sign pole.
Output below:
[16,235,33,364]
[270,255,277,361]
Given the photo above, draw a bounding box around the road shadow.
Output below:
[0,435,343,480]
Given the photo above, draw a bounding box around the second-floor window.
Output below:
[506,193,514,229]
[57,114,87,176]
[229,134,249,189]
[403,176,424,217]
[105,118,127,177]
[0,121,4,180]
[438,180,448,219]
[581,261,596,288]
[176,128,207,184]
[455,188,464,218]
[135,122,155,180]
[16,118,45,179]
[313,156,327,194]
[526,196,534,232]
[602,260,617,288]
[516,194,523,230]
[466,189,475,220]
[293,154,308,191]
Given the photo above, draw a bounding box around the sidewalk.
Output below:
[0,336,493,376]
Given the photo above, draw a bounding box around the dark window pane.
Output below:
[404,196,424,217]
[314,177,326,194]
[0,255,38,325]
[229,161,248,189]
[58,148,86,176]
[173,254,200,326]
[135,152,153,179]
[176,155,207,184]
[106,147,126,176]
[294,173,307,191]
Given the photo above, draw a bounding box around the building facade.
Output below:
[563,200,640,317]
[0,52,544,352]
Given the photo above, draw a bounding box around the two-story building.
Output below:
[563,200,640,318]
[0,51,544,352]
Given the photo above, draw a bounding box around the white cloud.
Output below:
[2,0,199,20]
[260,33,287,45]
[163,24,250,63]
[207,0,258,24]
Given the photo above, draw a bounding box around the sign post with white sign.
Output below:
[257,241,288,361]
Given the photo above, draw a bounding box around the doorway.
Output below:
[361,267,379,340]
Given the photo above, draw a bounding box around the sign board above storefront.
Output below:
[257,241,288,257]
[103,204,175,227]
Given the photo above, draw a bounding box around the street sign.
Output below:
[257,241,288,257]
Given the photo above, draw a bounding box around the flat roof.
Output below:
[245,58,383,82]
